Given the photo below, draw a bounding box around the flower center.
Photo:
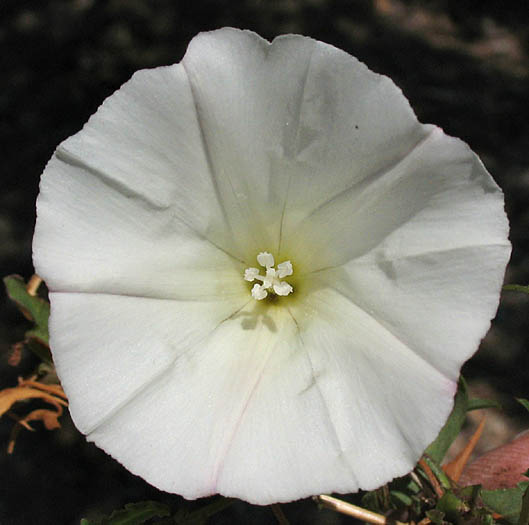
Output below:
[243,252,294,301]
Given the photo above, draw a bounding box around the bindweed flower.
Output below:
[33,28,510,504]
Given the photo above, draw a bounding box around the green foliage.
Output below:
[481,482,529,524]
[503,284,529,294]
[80,498,234,525]
[467,398,502,411]
[172,498,234,524]
[80,501,170,525]
[436,490,469,522]
[425,508,448,524]
[4,275,51,362]
[517,398,529,413]
[518,480,529,525]
[426,377,469,464]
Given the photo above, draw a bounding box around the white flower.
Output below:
[33,28,510,504]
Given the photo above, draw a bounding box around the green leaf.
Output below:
[425,509,447,524]
[482,482,529,524]
[80,501,170,525]
[436,490,468,522]
[503,284,529,294]
[361,489,383,514]
[390,490,412,507]
[4,275,51,352]
[173,498,234,524]
[422,455,453,491]
[27,339,53,365]
[467,398,502,411]
[426,377,468,463]
[519,483,529,525]
[517,398,529,414]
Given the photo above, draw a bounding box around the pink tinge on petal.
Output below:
[459,431,529,489]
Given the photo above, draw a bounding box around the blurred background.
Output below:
[1,0,528,523]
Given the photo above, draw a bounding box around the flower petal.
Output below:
[287,288,458,490]
[312,244,509,381]
[70,288,452,504]
[49,291,247,435]
[34,155,246,300]
[286,127,510,271]
[181,29,428,258]
[84,303,305,502]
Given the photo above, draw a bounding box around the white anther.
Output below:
[273,281,293,296]
[244,268,260,282]
[257,251,275,268]
[277,260,293,278]
[251,283,268,300]
[244,253,294,301]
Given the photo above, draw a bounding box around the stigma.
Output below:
[244,252,293,300]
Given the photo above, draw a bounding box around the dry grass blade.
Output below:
[314,494,409,524]
[443,416,486,482]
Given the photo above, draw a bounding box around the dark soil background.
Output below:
[1,1,528,523]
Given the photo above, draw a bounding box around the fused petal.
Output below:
[32,27,511,505]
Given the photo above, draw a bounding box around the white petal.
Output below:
[85,304,300,501]
[49,291,247,435]
[312,243,510,381]
[34,155,246,300]
[286,127,510,271]
[285,288,458,490]
[70,290,455,504]
[181,29,428,257]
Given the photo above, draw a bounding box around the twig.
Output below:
[314,494,409,524]
[26,275,42,296]
[270,503,290,525]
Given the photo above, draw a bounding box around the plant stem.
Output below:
[270,503,290,524]
[314,494,409,524]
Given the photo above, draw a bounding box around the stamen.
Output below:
[273,281,293,296]
[244,268,260,282]
[277,261,293,278]
[244,252,294,300]
[257,252,275,268]
[251,283,268,300]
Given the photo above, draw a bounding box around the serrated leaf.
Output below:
[467,398,502,411]
[481,482,529,524]
[4,275,50,352]
[81,501,171,525]
[503,284,529,294]
[517,399,529,414]
[426,377,468,464]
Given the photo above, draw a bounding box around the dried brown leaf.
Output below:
[0,384,67,418]
[460,430,529,489]
[0,377,68,453]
